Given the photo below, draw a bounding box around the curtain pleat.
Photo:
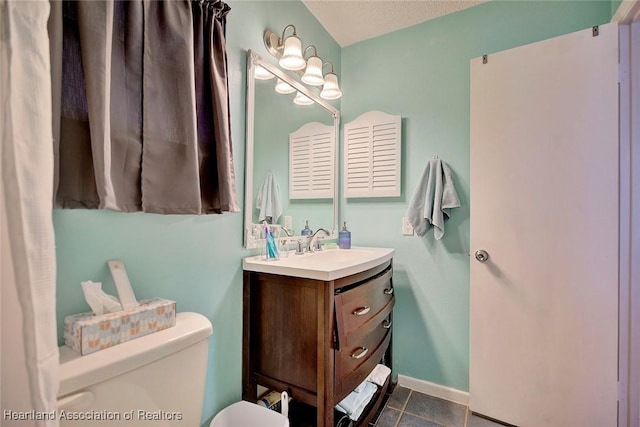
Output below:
[142,0,201,214]
[52,0,237,214]
[193,0,239,213]
[76,1,120,211]
[48,1,62,205]
[110,0,144,211]
[54,1,100,208]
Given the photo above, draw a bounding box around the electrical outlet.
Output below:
[402,217,414,236]
[284,215,293,230]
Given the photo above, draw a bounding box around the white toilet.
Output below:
[58,312,288,427]
[209,400,289,427]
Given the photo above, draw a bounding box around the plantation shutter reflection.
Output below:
[289,122,335,199]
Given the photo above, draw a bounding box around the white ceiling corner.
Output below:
[302,0,487,47]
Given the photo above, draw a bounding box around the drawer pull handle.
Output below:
[383,288,394,295]
[382,320,393,329]
[353,306,371,316]
[351,347,369,359]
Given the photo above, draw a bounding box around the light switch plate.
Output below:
[402,217,414,236]
[284,215,293,230]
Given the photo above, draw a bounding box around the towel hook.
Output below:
[433,154,439,159]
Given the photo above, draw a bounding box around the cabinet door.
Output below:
[252,275,319,393]
[470,24,618,426]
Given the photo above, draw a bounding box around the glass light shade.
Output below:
[279,36,306,70]
[293,92,314,106]
[301,56,324,86]
[320,73,342,100]
[275,79,296,94]
[254,65,275,80]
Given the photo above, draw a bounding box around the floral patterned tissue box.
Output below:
[64,298,176,355]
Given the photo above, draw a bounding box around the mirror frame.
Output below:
[244,50,340,249]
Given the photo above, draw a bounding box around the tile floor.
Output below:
[374,386,505,427]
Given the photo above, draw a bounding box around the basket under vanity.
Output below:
[242,248,395,427]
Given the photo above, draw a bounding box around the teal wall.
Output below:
[340,0,612,392]
[52,1,612,426]
[52,2,339,426]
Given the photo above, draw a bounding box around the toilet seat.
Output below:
[210,401,289,427]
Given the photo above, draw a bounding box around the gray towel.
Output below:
[406,159,461,239]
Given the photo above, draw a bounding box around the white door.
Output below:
[470,23,619,427]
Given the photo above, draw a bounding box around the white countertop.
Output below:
[242,246,394,281]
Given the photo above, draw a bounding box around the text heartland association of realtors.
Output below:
[3,409,183,421]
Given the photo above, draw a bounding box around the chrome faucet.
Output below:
[306,228,330,252]
[280,226,294,237]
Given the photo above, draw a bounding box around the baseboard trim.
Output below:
[397,375,469,406]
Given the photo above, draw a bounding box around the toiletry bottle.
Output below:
[338,221,351,249]
[301,220,313,236]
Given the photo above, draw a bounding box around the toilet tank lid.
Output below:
[58,312,212,397]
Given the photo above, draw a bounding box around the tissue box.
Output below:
[64,298,176,355]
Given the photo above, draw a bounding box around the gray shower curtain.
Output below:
[49,0,239,214]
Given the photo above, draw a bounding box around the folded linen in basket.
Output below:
[365,364,391,386]
[335,380,378,421]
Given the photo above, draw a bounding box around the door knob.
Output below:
[475,249,489,263]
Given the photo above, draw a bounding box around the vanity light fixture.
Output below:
[274,25,306,71]
[264,25,343,101]
[275,78,296,94]
[301,46,324,86]
[254,65,275,80]
[293,92,314,106]
[320,62,342,100]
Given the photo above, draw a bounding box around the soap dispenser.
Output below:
[338,221,351,249]
[301,220,313,236]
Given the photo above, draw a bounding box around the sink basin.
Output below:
[242,246,394,281]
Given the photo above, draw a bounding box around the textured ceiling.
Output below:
[302,0,487,47]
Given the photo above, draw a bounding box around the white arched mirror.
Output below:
[244,50,340,249]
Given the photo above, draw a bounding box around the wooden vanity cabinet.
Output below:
[242,259,394,427]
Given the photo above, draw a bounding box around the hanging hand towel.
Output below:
[406,159,461,240]
[256,170,283,223]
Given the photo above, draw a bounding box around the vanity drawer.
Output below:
[335,267,393,347]
[334,311,392,402]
